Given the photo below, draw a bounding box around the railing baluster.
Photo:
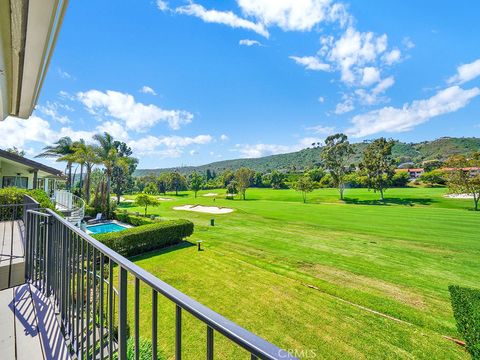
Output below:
[100,253,105,360]
[86,243,91,358]
[207,326,214,360]
[176,305,182,360]
[75,233,80,353]
[93,248,98,357]
[108,259,114,359]
[80,238,85,360]
[152,289,157,360]
[118,267,128,360]
[135,278,140,360]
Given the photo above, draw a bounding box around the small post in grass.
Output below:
[210,218,215,226]
[196,240,203,251]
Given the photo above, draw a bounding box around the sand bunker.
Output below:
[202,193,218,197]
[444,193,475,199]
[156,197,173,201]
[173,204,233,214]
[122,199,135,203]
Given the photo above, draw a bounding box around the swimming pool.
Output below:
[87,222,128,234]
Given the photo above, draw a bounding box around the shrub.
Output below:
[114,211,157,226]
[448,285,480,358]
[0,188,55,220]
[420,170,447,186]
[93,219,194,257]
[391,171,411,187]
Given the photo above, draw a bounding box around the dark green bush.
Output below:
[449,285,480,359]
[114,211,157,226]
[93,219,194,257]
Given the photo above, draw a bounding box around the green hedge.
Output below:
[114,211,157,226]
[93,219,194,257]
[449,285,480,359]
[0,187,55,220]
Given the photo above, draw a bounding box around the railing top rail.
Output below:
[40,208,298,360]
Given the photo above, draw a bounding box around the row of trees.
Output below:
[36,133,138,216]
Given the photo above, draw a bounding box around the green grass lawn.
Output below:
[117,187,478,359]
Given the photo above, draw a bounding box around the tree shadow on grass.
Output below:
[130,241,195,262]
[343,197,435,207]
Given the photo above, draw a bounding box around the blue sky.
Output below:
[2,0,480,169]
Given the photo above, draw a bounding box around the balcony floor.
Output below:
[0,220,25,290]
[0,283,71,360]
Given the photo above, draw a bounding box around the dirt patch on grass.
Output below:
[302,263,426,309]
[173,204,234,214]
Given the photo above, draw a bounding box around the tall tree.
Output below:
[320,133,354,200]
[189,172,205,198]
[111,141,138,204]
[135,194,160,217]
[36,136,75,189]
[235,167,254,200]
[446,154,480,211]
[93,133,117,214]
[293,175,315,203]
[167,172,187,195]
[360,138,396,201]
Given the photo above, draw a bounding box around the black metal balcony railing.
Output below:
[24,207,298,360]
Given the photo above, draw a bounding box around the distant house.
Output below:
[442,167,480,176]
[0,149,63,193]
[396,168,424,179]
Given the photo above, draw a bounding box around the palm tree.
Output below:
[61,141,100,203]
[93,132,117,213]
[36,137,75,189]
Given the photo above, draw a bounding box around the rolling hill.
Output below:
[134,137,480,176]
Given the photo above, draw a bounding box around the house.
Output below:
[395,168,425,179]
[0,148,63,194]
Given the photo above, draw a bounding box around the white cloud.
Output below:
[355,76,395,105]
[0,115,97,150]
[335,96,354,114]
[237,0,351,32]
[96,121,129,142]
[140,86,157,95]
[77,90,193,131]
[448,58,480,85]
[175,3,269,38]
[57,68,73,79]
[220,134,229,141]
[318,96,325,103]
[239,39,262,46]
[306,125,334,135]
[156,0,169,11]
[36,101,71,124]
[235,136,323,158]
[361,67,381,86]
[348,85,480,137]
[189,150,199,156]
[402,37,415,49]
[235,143,296,158]
[290,56,330,71]
[129,134,213,156]
[322,27,390,85]
[383,48,401,65]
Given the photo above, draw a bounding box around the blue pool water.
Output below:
[87,222,127,234]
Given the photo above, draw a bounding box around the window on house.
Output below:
[2,176,29,189]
